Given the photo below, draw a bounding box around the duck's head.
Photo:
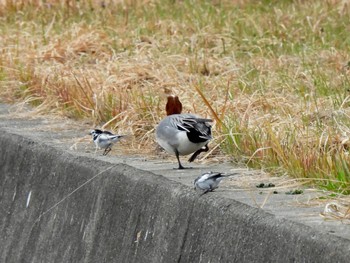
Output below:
[166,95,183,116]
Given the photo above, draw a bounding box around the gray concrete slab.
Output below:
[1,103,350,262]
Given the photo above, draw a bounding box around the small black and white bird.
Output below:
[194,171,237,195]
[90,129,125,156]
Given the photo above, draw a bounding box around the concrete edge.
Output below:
[1,129,349,262]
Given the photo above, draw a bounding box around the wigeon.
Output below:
[156,95,213,169]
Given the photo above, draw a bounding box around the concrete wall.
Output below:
[1,130,350,262]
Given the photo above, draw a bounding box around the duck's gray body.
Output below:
[156,113,212,169]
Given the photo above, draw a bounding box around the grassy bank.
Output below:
[1,0,350,193]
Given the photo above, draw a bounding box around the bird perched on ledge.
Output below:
[156,95,213,169]
[194,171,237,195]
[90,129,125,156]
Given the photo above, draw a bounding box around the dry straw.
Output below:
[2,0,350,197]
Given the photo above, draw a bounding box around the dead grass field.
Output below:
[1,0,350,194]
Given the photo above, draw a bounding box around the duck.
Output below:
[155,95,213,169]
[90,129,125,156]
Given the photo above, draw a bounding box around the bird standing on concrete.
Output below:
[194,171,237,195]
[90,129,125,156]
[155,95,213,169]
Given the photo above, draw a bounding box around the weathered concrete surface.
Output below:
[1,104,350,262]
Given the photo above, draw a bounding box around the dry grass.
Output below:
[2,0,350,193]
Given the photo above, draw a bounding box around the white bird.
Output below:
[156,95,213,169]
[194,171,237,195]
[90,129,125,156]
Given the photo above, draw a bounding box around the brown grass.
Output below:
[2,0,350,195]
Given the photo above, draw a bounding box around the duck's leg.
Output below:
[175,150,186,169]
[188,144,209,162]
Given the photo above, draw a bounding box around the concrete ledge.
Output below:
[1,130,350,262]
